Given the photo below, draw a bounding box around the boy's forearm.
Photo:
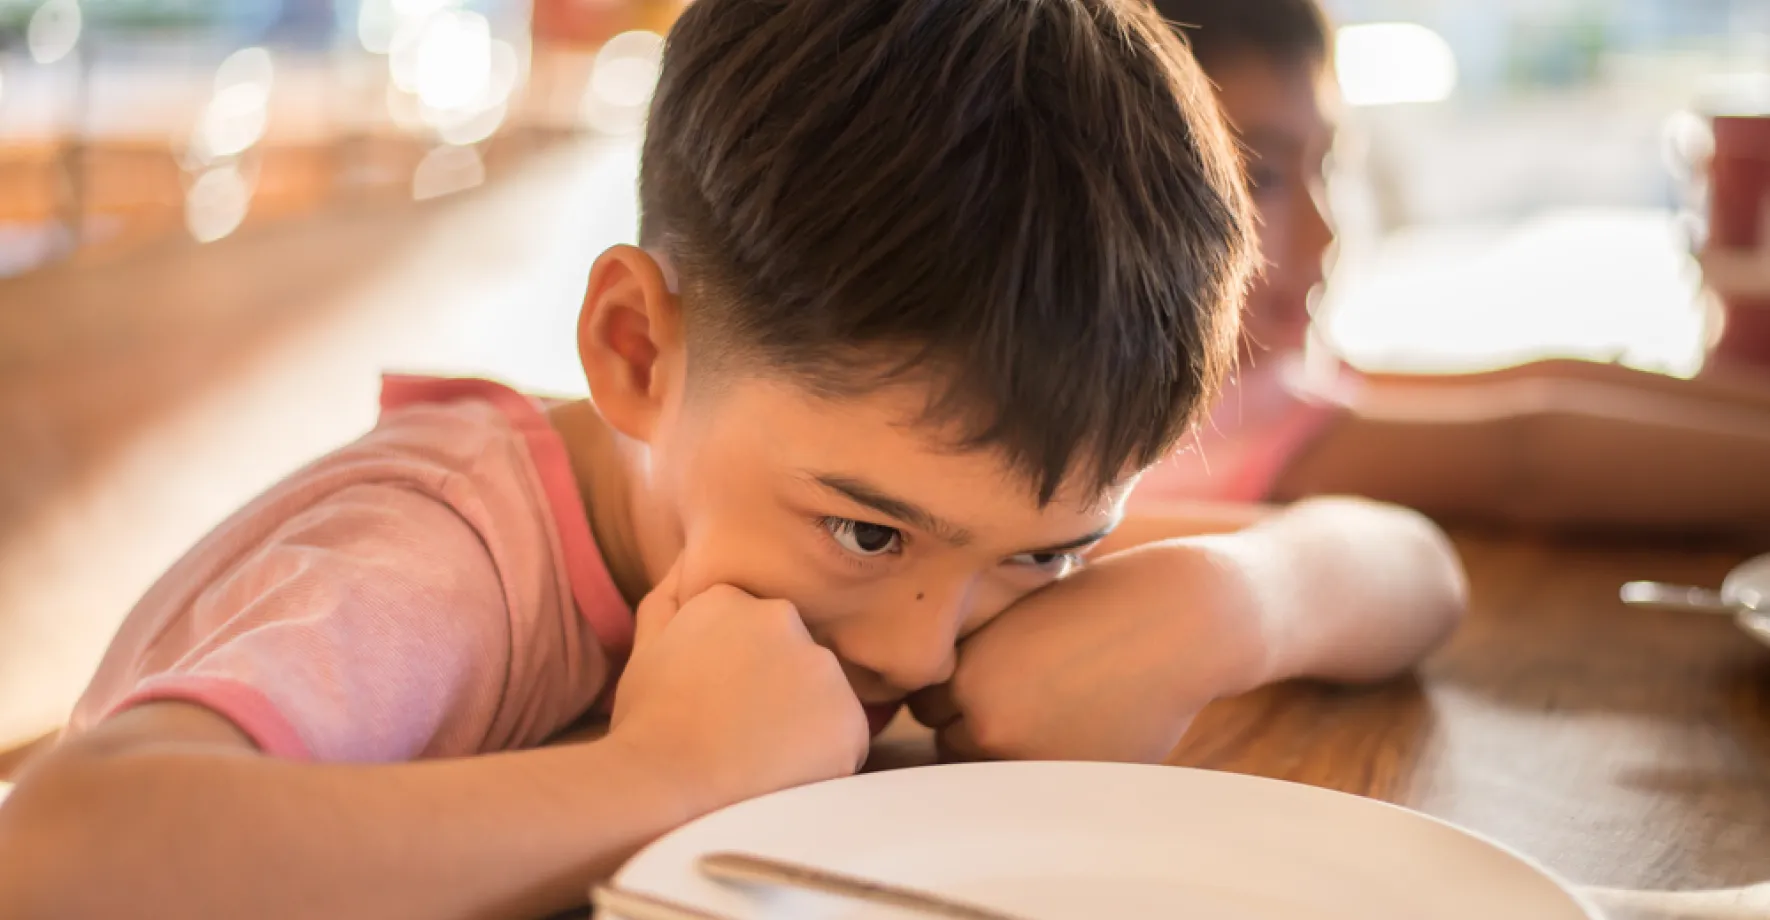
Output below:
[0,725,695,920]
[933,497,1464,763]
[1281,377,1770,534]
[1203,497,1468,686]
[1096,500,1276,555]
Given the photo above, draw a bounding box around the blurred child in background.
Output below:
[1142,0,1770,538]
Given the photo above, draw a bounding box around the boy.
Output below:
[0,1,1465,917]
[1139,0,1770,535]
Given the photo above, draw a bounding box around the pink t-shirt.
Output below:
[66,376,634,762]
[1133,358,1343,506]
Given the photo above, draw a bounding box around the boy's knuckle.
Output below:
[758,599,804,629]
[964,708,1021,755]
[700,584,748,606]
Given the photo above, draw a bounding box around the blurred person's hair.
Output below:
[638,0,1255,502]
[1151,0,1331,72]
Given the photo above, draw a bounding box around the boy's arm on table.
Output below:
[0,703,693,920]
[1274,372,1770,534]
[919,497,1466,762]
[1361,358,1770,413]
[1190,497,1468,686]
[1106,496,1468,684]
[1094,499,1276,547]
[0,570,868,920]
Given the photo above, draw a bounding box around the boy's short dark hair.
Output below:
[640,0,1255,501]
[1151,0,1332,72]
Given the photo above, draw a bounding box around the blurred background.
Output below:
[0,0,675,273]
[0,0,1766,750]
[1320,0,1770,377]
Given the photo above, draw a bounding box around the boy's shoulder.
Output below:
[353,375,556,483]
[64,376,626,760]
[287,375,604,596]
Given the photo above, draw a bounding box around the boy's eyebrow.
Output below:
[1243,123,1334,162]
[1241,126,1304,159]
[1021,523,1119,556]
[813,475,975,546]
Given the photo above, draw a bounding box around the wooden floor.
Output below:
[0,138,644,752]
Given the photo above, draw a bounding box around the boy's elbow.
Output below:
[0,757,132,917]
[1299,496,1468,610]
[1372,500,1470,670]
[1289,495,1471,673]
[0,788,65,917]
[1392,500,1471,637]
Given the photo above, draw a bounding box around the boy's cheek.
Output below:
[672,543,778,604]
[671,510,792,595]
[669,545,727,603]
[671,535,843,625]
[957,576,1053,640]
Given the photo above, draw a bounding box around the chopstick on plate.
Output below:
[591,884,741,920]
[699,851,1030,920]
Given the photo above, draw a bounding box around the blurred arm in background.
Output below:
[1270,359,1770,538]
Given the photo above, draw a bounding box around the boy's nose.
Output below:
[843,616,960,692]
[836,583,969,693]
[844,646,957,699]
[878,642,958,693]
[1302,180,1337,283]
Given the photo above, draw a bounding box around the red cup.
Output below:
[1707,114,1770,368]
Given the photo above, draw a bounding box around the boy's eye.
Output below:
[1006,551,1080,575]
[823,517,903,557]
[1247,165,1284,195]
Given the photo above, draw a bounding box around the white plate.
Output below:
[613,762,1599,919]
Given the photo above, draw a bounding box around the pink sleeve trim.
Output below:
[380,375,636,661]
[109,675,314,761]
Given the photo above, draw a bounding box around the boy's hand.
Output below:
[910,543,1266,763]
[609,563,870,815]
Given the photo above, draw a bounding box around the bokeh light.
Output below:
[410,11,492,111]
[214,46,275,96]
[192,47,276,163]
[357,0,399,54]
[411,144,485,201]
[485,39,523,110]
[430,101,508,147]
[1335,23,1458,107]
[184,166,254,243]
[385,82,428,133]
[363,0,468,55]
[383,7,516,145]
[580,31,666,136]
[393,0,455,17]
[27,0,84,66]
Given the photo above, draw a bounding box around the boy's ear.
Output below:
[577,245,685,443]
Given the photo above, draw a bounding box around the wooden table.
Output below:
[864,532,1770,915]
[8,527,1763,918]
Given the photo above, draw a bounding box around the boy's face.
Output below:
[1211,52,1339,356]
[652,371,1131,713]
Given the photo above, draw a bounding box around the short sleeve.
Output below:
[103,482,514,763]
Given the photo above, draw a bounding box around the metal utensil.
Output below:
[1618,581,1761,615]
[700,852,1032,920]
[1620,552,1770,648]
